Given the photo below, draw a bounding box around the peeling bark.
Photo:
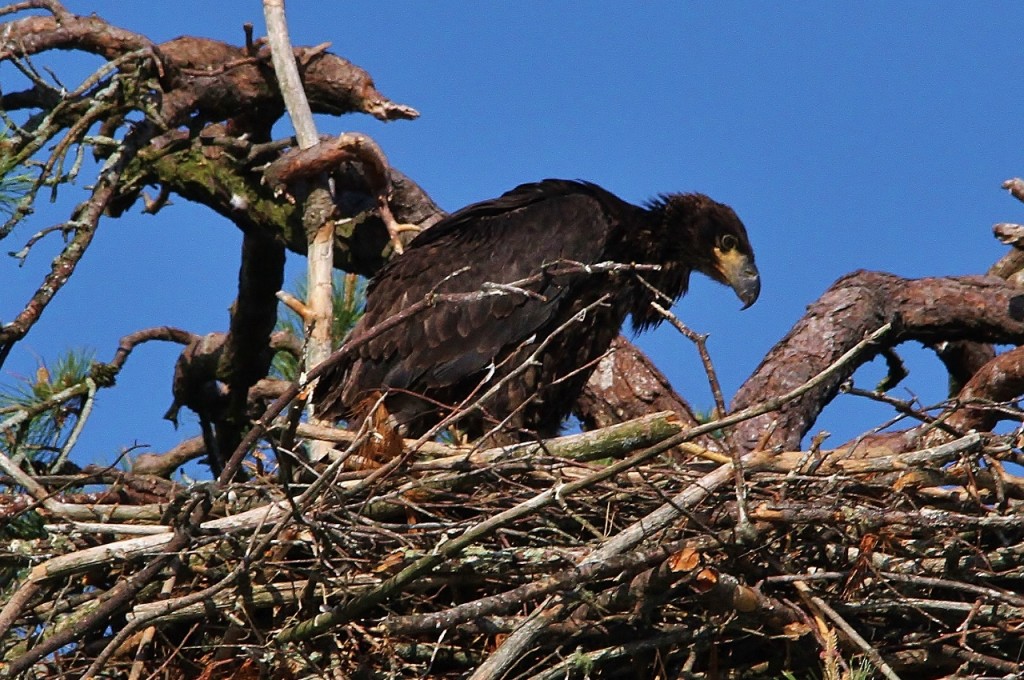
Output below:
[574,335,712,451]
[729,271,1024,452]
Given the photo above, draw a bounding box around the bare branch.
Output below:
[730,272,1024,453]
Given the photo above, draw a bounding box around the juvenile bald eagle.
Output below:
[315,179,758,445]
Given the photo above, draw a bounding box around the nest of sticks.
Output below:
[2,409,1022,679]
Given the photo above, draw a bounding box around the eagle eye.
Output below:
[720,234,738,251]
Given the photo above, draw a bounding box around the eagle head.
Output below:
[631,192,760,330]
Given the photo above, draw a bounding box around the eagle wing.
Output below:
[318,180,629,415]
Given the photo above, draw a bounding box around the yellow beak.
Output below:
[714,247,761,309]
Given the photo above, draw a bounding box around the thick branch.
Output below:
[853,345,1024,457]
[948,345,1024,433]
[218,235,286,392]
[575,335,706,443]
[146,135,442,276]
[729,272,1024,452]
[213,232,286,472]
[0,9,152,62]
[162,34,418,129]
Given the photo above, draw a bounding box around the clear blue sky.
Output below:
[4,2,1024,468]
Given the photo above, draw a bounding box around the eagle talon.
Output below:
[385,221,420,255]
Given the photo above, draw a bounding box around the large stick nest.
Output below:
[2,418,1022,678]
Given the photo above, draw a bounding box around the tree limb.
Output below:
[729,272,1024,452]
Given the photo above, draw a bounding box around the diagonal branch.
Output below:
[0,122,155,369]
[729,272,1024,453]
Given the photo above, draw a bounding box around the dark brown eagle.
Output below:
[315,179,759,445]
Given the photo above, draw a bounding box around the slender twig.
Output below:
[126,567,179,680]
[48,377,95,474]
[648,298,726,416]
[642,279,756,538]
[841,382,960,436]
[468,600,566,680]
[461,324,893,679]
[423,295,614,446]
[0,120,155,369]
[5,530,191,678]
[220,262,669,483]
[792,579,903,680]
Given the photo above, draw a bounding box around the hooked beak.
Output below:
[715,248,761,309]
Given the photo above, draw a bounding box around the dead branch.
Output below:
[730,272,1024,453]
[4,397,1023,677]
[0,121,156,368]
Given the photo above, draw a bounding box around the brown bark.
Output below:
[924,226,1024,395]
[729,271,1024,453]
[0,5,151,61]
[929,339,996,394]
[218,236,287,394]
[212,232,286,473]
[573,336,719,454]
[947,344,1024,433]
[156,35,419,130]
[575,336,701,431]
[0,10,416,130]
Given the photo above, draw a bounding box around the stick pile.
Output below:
[2,410,1021,679]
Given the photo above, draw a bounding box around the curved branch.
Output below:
[0,7,152,62]
[851,345,1024,458]
[154,36,419,130]
[0,4,417,128]
[948,345,1024,433]
[145,134,442,276]
[729,271,1024,453]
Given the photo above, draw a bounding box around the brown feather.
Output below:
[346,393,404,465]
[315,179,758,445]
